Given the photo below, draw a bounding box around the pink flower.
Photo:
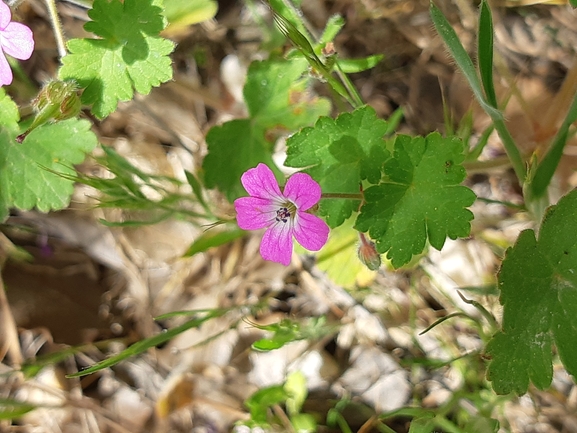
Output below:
[234,163,330,266]
[0,1,34,87]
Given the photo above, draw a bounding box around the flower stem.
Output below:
[44,0,67,58]
[321,192,363,200]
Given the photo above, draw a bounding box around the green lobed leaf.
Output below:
[203,119,280,201]
[285,105,390,228]
[355,133,476,268]
[59,0,174,119]
[202,58,330,201]
[0,89,19,221]
[486,188,577,394]
[245,385,288,423]
[244,58,331,131]
[163,0,217,35]
[0,92,97,219]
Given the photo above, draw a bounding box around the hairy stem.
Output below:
[321,192,363,199]
[44,0,67,58]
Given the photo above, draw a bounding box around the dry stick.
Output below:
[0,233,23,366]
[0,277,22,365]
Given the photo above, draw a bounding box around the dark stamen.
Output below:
[275,207,291,223]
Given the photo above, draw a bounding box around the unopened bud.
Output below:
[33,79,81,120]
[358,233,381,271]
[16,80,81,143]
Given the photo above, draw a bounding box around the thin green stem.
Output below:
[321,192,363,199]
[492,117,526,185]
[334,63,364,109]
[44,0,67,58]
[476,196,526,211]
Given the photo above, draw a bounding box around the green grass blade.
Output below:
[531,91,577,198]
[337,55,384,74]
[319,14,345,44]
[0,399,38,420]
[430,2,497,118]
[478,0,497,108]
[67,310,226,377]
[184,170,210,213]
[430,1,526,184]
[183,227,246,257]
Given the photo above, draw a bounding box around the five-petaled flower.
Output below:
[234,163,330,266]
[0,1,34,87]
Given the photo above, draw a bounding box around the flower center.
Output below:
[275,202,296,224]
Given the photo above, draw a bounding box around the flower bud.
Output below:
[358,233,381,271]
[33,79,81,120]
[16,80,80,143]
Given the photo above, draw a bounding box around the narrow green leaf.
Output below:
[466,123,493,161]
[430,3,497,118]
[385,107,404,136]
[270,9,357,107]
[430,1,525,184]
[184,170,210,212]
[182,227,246,257]
[97,213,172,227]
[163,0,217,34]
[319,14,345,44]
[478,0,497,108]
[0,399,37,420]
[67,310,225,377]
[268,0,313,43]
[336,55,384,74]
[531,91,577,199]
[408,413,436,433]
[570,0,577,8]
[155,307,230,320]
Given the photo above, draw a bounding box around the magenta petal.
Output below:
[234,196,275,230]
[283,172,321,211]
[0,2,11,30]
[1,22,34,60]
[240,163,283,201]
[293,212,329,251]
[260,222,293,266]
[0,52,12,86]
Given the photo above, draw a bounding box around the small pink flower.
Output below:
[0,1,34,87]
[234,163,330,266]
